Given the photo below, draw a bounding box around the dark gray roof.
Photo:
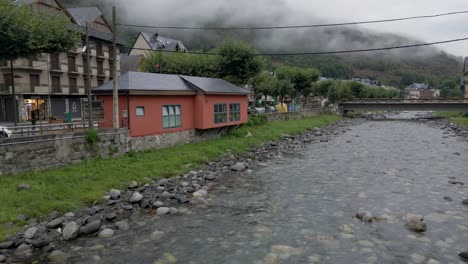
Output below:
[140,32,188,52]
[181,75,250,95]
[120,55,144,75]
[94,72,249,95]
[67,7,102,26]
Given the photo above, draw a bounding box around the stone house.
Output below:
[94,72,250,139]
[0,0,123,123]
[128,32,188,56]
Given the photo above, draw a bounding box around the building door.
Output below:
[52,76,61,93]
[30,74,40,93]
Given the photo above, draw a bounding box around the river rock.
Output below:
[128,181,139,189]
[152,201,164,208]
[339,224,353,234]
[28,238,50,248]
[0,254,5,263]
[459,251,468,260]
[98,229,114,238]
[405,219,427,233]
[169,207,178,214]
[0,241,13,249]
[427,259,440,264]
[231,162,246,171]
[48,250,67,263]
[79,220,102,235]
[356,211,373,223]
[17,214,29,222]
[64,212,75,218]
[448,180,464,186]
[271,245,303,258]
[47,218,64,229]
[205,173,216,181]
[14,243,33,258]
[130,192,143,203]
[122,204,133,211]
[16,183,31,191]
[462,199,468,205]
[161,191,172,199]
[63,222,79,241]
[114,221,129,231]
[193,190,208,199]
[24,227,38,239]
[443,196,453,202]
[105,213,116,221]
[109,189,121,199]
[156,207,170,215]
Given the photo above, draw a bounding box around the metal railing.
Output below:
[340,97,468,103]
[1,121,101,138]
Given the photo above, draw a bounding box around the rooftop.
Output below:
[140,32,188,52]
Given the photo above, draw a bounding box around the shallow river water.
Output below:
[60,119,468,264]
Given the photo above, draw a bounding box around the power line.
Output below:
[126,36,468,56]
[117,10,468,30]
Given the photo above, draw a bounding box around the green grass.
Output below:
[0,115,341,240]
[435,112,468,129]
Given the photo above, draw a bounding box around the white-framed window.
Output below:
[229,103,241,122]
[163,105,182,129]
[136,106,145,117]
[214,104,227,124]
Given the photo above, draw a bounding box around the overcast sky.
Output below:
[113,0,468,57]
[285,0,468,56]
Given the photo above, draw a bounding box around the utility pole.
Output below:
[112,6,119,129]
[86,22,93,129]
[10,60,17,126]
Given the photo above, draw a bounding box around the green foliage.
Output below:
[84,129,100,149]
[312,80,399,103]
[276,66,320,97]
[216,39,265,85]
[439,79,463,97]
[246,114,268,127]
[140,51,219,78]
[435,112,468,129]
[0,115,341,240]
[0,0,79,61]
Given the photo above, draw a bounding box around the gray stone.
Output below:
[231,162,246,171]
[24,227,37,239]
[105,213,117,220]
[193,190,208,198]
[109,189,121,199]
[356,211,373,223]
[64,212,75,218]
[205,173,216,181]
[14,243,33,258]
[130,192,143,203]
[128,181,139,189]
[48,250,68,263]
[17,214,29,222]
[16,183,31,191]
[161,191,172,199]
[169,207,178,214]
[176,196,189,204]
[0,241,14,249]
[448,180,464,186]
[405,219,427,233]
[443,196,453,202]
[122,204,133,211]
[459,251,468,260]
[47,218,63,229]
[28,238,50,248]
[114,221,129,231]
[181,182,190,187]
[0,254,5,263]
[63,222,79,241]
[156,207,170,215]
[462,199,468,206]
[98,229,114,238]
[79,220,102,235]
[152,201,164,208]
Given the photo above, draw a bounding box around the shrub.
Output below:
[246,114,268,127]
[85,129,100,149]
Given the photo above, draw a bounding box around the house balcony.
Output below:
[0,84,50,94]
[0,60,46,73]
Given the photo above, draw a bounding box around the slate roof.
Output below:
[120,55,144,74]
[94,72,250,95]
[67,7,102,26]
[140,32,188,52]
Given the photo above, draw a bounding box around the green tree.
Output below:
[276,66,320,98]
[251,71,276,107]
[216,39,264,85]
[272,79,295,104]
[348,81,368,98]
[0,0,79,61]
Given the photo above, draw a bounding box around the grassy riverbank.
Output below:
[0,114,341,240]
[435,112,468,129]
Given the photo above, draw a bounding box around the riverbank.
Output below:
[435,111,468,129]
[0,115,341,243]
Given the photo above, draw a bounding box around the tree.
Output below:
[276,66,320,98]
[272,79,295,105]
[216,39,264,85]
[0,0,79,61]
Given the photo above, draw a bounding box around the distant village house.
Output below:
[128,32,188,56]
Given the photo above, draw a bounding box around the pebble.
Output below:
[130,192,143,203]
[64,212,75,218]
[16,183,31,191]
[63,222,79,241]
[156,207,170,215]
[462,199,468,206]
[161,191,172,199]
[169,207,178,214]
[231,162,246,171]
[47,217,64,229]
[114,221,130,231]
[443,196,453,202]
[24,227,37,239]
[79,220,102,235]
[152,201,164,208]
[48,250,68,263]
[193,190,208,198]
[98,229,115,238]
[122,204,133,211]
[339,224,353,234]
[109,189,121,199]
[128,181,139,189]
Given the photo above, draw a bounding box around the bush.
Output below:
[246,114,268,127]
[85,129,100,149]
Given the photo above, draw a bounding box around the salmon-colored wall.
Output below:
[195,94,248,130]
[128,95,195,137]
[98,94,248,136]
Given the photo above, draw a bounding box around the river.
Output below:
[57,116,468,264]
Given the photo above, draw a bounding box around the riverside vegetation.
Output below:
[0,115,340,241]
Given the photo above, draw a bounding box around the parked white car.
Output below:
[0,126,12,138]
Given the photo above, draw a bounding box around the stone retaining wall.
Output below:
[266,110,320,122]
[130,130,196,152]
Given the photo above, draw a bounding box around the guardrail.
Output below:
[1,121,102,138]
[339,98,468,103]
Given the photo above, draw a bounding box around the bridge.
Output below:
[338,98,468,115]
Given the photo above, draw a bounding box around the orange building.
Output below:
[94,72,249,137]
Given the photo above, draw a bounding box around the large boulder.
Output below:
[63,222,79,241]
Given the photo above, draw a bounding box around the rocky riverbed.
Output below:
[2,113,468,263]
